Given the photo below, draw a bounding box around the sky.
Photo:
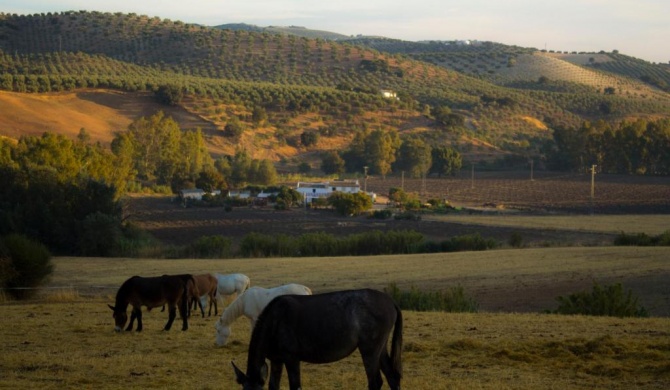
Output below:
[3,0,669,64]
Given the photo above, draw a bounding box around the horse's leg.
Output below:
[285,361,302,390]
[179,297,189,331]
[164,304,176,331]
[135,308,143,332]
[268,360,284,390]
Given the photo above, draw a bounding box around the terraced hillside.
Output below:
[0,11,669,164]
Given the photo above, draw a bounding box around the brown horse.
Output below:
[191,273,219,317]
[108,274,194,332]
[232,289,402,390]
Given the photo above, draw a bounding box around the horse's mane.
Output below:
[218,290,246,326]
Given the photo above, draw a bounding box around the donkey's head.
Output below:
[232,360,268,390]
[108,304,127,332]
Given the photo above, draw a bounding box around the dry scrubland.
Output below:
[1,249,670,389]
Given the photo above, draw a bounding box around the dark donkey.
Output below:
[232,288,402,390]
[108,274,194,332]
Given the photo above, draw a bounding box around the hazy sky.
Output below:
[3,0,669,63]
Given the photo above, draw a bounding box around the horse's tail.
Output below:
[390,304,403,381]
[182,275,195,315]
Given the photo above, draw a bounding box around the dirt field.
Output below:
[125,171,669,249]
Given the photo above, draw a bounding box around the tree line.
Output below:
[0,111,282,256]
[544,118,670,175]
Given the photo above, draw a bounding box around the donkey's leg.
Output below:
[209,295,217,316]
[180,297,189,331]
[135,308,144,332]
[164,305,176,331]
[285,361,302,390]
[359,348,385,390]
[268,360,284,390]
[126,308,138,331]
[197,296,205,318]
[379,352,400,390]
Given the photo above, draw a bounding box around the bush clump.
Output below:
[182,235,232,258]
[0,234,53,300]
[385,283,478,312]
[614,230,670,246]
[552,282,648,317]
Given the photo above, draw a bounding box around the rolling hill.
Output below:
[0,11,669,164]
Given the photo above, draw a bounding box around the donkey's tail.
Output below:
[391,304,403,380]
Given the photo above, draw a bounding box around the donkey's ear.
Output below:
[231,361,246,384]
[107,304,116,311]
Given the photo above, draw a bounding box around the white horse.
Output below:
[214,283,312,346]
[214,273,251,306]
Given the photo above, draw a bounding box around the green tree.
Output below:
[196,169,226,192]
[224,116,245,138]
[300,131,319,147]
[430,146,462,176]
[276,185,302,209]
[365,129,400,178]
[328,192,372,216]
[229,149,252,187]
[255,159,278,185]
[298,162,311,174]
[395,137,432,178]
[320,151,345,175]
[251,106,267,126]
[155,84,184,105]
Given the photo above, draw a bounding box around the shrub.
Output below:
[0,234,53,299]
[385,283,478,312]
[508,232,524,248]
[183,235,232,258]
[552,282,648,317]
[614,230,670,246]
[370,209,393,219]
[440,233,498,252]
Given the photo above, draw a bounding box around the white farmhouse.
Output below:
[178,188,221,201]
[296,180,376,203]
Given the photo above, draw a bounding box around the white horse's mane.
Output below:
[217,288,247,327]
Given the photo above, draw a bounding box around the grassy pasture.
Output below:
[1,248,669,389]
[1,301,669,389]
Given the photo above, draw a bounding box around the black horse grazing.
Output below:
[232,288,402,390]
[108,274,194,332]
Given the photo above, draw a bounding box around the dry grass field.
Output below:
[1,250,669,389]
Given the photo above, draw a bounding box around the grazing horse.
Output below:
[232,289,402,390]
[214,273,251,305]
[191,273,219,317]
[215,283,312,346]
[108,274,194,332]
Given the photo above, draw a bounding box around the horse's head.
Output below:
[215,320,231,346]
[108,304,127,332]
[232,360,267,390]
